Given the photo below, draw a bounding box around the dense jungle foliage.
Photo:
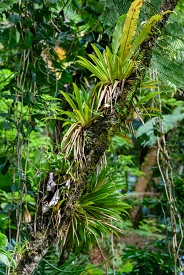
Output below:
[0,0,184,274]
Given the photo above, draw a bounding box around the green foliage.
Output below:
[78,1,170,85]
[138,219,163,233]
[136,105,184,146]
[98,0,132,36]
[0,232,15,267]
[134,90,161,108]
[34,253,87,275]
[45,83,100,157]
[0,0,184,274]
[81,264,105,275]
[0,70,16,91]
[151,0,184,88]
[60,84,98,125]
[111,14,126,55]
[67,168,130,252]
[67,0,103,33]
[121,243,175,274]
[119,0,143,62]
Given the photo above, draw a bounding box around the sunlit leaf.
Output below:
[134,92,161,107]
[60,91,77,110]
[0,233,8,247]
[0,253,10,267]
[119,0,143,61]
[130,11,172,58]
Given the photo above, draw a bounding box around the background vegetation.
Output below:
[0,0,184,274]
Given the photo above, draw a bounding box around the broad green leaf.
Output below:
[79,201,94,207]
[120,0,143,61]
[134,92,161,107]
[146,107,161,112]
[8,14,20,24]
[122,59,135,79]
[0,3,7,10]
[0,233,8,247]
[39,86,51,93]
[112,14,126,54]
[104,46,114,80]
[87,225,102,237]
[24,31,33,48]
[141,80,160,89]
[68,171,78,181]
[42,95,61,101]
[81,193,109,203]
[67,92,78,104]
[72,160,81,171]
[140,112,160,117]
[80,86,88,102]
[56,110,77,121]
[0,252,10,267]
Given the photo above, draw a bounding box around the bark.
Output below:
[13,0,179,274]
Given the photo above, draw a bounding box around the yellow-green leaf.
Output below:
[120,0,143,62]
[91,44,106,68]
[141,80,160,89]
[116,132,133,145]
[88,54,109,77]
[105,46,115,79]
[141,80,160,88]
[130,11,172,57]
[77,57,109,82]
[146,107,161,112]
[73,83,83,113]
[60,91,77,110]
[134,92,161,107]
[84,103,91,122]
[75,110,86,126]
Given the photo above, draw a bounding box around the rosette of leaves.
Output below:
[66,168,131,252]
[77,0,171,97]
[49,83,100,159]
